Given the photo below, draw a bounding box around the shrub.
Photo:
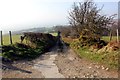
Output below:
[2,33,57,61]
[2,43,42,60]
[24,32,57,49]
[79,29,107,48]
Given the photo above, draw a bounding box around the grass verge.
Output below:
[72,47,119,69]
[1,41,56,61]
[63,37,119,69]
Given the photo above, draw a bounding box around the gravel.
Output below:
[54,48,118,78]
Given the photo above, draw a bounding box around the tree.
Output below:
[68,0,115,38]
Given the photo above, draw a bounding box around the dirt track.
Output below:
[54,48,118,78]
[2,44,118,78]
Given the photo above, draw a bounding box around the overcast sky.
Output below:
[0,0,119,33]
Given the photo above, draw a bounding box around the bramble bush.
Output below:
[24,32,57,49]
[2,33,57,61]
[79,29,107,48]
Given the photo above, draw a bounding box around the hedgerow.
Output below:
[2,33,57,61]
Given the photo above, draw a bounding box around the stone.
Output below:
[88,66,92,69]
[92,70,97,73]
[66,68,70,71]
[68,57,74,61]
[83,75,86,78]
[95,65,100,69]
[73,76,76,78]
[101,66,105,70]
[105,68,109,71]
[90,75,94,78]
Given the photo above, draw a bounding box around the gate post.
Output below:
[0,31,3,45]
[9,31,13,44]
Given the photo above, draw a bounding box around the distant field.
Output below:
[2,34,119,45]
[2,33,58,45]
[2,34,21,45]
[49,33,58,36]
[101,36,120,42]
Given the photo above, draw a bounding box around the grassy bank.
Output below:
[63,37,119,69]
[72,46,119,69]
[1,33,57,61]
[2,43,44,60]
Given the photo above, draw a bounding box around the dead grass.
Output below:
[97,41,120,53]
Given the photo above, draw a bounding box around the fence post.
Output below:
[117,29,119,43]
[9,31,13,44]
[0,31,3,45]
[109,29,112,41]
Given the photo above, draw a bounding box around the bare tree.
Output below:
[68,0,116,37]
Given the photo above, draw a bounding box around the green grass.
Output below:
[70,41,119,69]
[63,36,119,69]
[101,36,120,42]
[3,34,21,45]
[49,32,58,36]
[2,32,58,45]
[76,48,118,69]
[2,33,58,45]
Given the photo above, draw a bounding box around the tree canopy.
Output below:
[68,0,116,37]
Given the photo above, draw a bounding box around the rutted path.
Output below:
[2,46,65,78]
[2,44,118,78]
[54,48,118,78]
[33,51,64,78]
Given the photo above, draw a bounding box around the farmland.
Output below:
[1,0,119,78]
[2,33,119,69]
[2,32,119,78]
[1,32,120,70]
[2,34,120,46]
[101,36,120,42]
[2,32,58,45]
[2,34,21,45]
[49,32,57,36]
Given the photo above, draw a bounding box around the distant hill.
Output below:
[10,27,55,35]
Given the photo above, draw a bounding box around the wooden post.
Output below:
[0,31,3,45]
[110,29,112,41]
[117,29,119,43]
[9,31,13,44]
